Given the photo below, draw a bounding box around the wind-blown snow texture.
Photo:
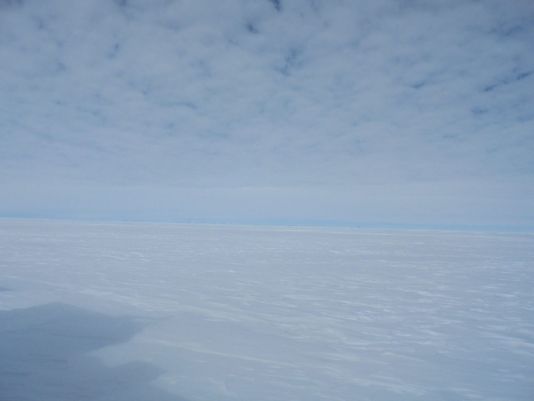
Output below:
[1,220,533,401]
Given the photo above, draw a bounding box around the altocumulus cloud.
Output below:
[1,0,533,228]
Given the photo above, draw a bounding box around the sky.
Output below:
[1,0,534,229]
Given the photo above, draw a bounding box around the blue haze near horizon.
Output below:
[1,0,534,228]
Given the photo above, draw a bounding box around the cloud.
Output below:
[1,0,533,226]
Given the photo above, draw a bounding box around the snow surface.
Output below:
[1,220,533,401]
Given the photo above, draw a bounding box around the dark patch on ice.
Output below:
[0,303,187,401]
[0,286,10,292]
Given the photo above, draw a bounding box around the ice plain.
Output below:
[1,219,533,401]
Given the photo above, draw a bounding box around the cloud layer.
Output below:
[1,0,534,227]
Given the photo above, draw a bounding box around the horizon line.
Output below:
[1,214,533,235]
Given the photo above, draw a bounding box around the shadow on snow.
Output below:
[0,302,186,401]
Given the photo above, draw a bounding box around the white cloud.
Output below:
[1,0,533,226]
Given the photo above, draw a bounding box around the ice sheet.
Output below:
[1,220,533,400]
